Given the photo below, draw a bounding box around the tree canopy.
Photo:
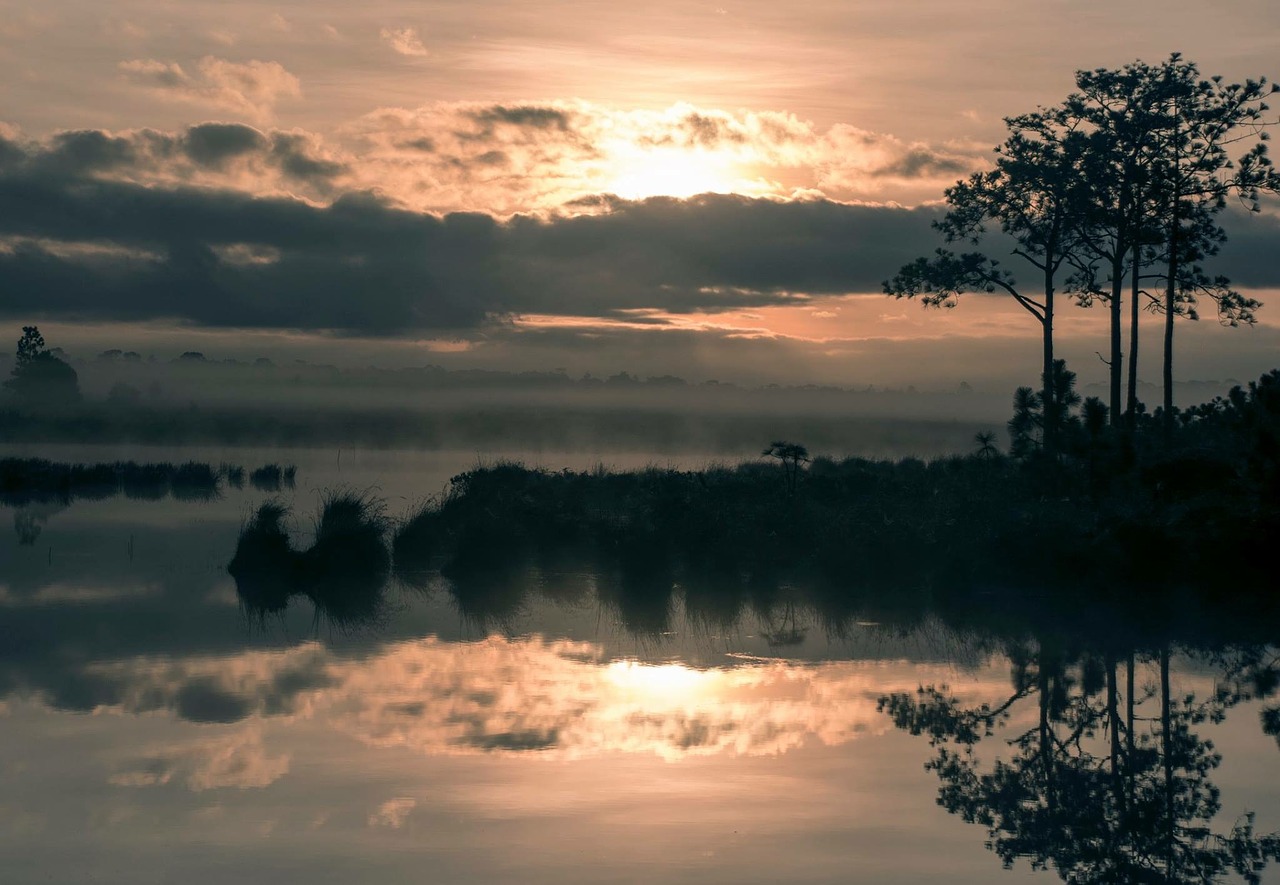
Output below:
[3,325,81,408]
[886,54,1279,443]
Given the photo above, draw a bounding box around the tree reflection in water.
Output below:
[222,490,1280,881]
[880,641,1280,883]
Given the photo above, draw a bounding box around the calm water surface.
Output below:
[2,445,1278,883]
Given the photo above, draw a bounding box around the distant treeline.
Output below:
[0,343,1243,421]
[0,404,991,457]
[4,349,974,396]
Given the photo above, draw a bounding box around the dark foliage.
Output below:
[228,491,391,630]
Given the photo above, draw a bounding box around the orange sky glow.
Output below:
[1,0,1278,389]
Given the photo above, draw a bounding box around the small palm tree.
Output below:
[762,440,810,494]
[973,431,1000,461]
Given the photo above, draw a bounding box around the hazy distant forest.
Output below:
[0,332,1013,455]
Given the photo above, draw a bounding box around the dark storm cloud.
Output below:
[874,147,972,179]
[0,130,1275,335]
[502,195,944,314]
[183,122,270,166]
[1,124,345,186]
[1214,208,1280,288]
[466,104,574,132]
[0,133,944,332]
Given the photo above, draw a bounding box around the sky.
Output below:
[2,0,1279,391]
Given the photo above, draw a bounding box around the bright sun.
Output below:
[605,660,715,700]
[607,148,738,200]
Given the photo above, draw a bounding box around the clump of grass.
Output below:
[120,462,171,500]
[250,464,284,491]
[228,502,299,617]
[66,463,119,500]
[221,463,246,488]
[171,461,220,501]
[302,490,391,627]
[228,490,393,628]
[392,499,443,588]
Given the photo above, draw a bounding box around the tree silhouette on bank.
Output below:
[886,55,1278,441]
[880,641,1280,883]
[884,112,1093,454]
[3,326,80,408]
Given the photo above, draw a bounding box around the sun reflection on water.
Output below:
[605,660,716,701]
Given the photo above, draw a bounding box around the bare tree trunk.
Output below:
[1161,647,1175,871]
[1163,240,1176,439]
[1108,653,1125,812]
[1126,652,1136,808]
[1042,264,1056,454]
[1110,254,1124,425]
[1127,246,1141,430]
[1040,664,1055,817]
[1163,119,1181,441]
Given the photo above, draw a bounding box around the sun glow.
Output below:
[606,148,741,200]
[605,660,715,700]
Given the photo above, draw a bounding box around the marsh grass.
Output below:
[230,489,392,629]
[221,463,246,488]
[0,458,304,508]
[249,463,296,491]
[0,457,225,504]
[305,490,392,625]
[228,502,297,618]
[120,462,172,500]
[171,461,220,501]
[250,464,283,491]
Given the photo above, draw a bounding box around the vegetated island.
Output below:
[228,368,1280,633]
[1,458,297,506]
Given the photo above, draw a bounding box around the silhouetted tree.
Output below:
[1009,386,1043,460]
[973,431,1000,460]
[889,57,1277,441]
[1060,63,1173,426]
[3,326,80,408]
[886,113,1093,453]
[1122,56,1278,436]
[880,643,1280,883]
[761,440,809,494]
[1007,360,1082,460]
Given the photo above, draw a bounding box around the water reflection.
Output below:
[39,635,993,761]
[228,494,392,629]
[5,479,1280,884]
[221,513,1280,880]
[13,503,63,545]
[881,643,1280,882]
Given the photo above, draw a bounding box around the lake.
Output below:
[3,444,1278,884]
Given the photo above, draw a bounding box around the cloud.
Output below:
[1,123,345,198]
[0,122,1275,339]
[119,56,301,120]
[6,101,983,217]
[340,100,983,212]
[817,125,979,192]
[368,798,417,828]
[380,27,428,57]
[37,636,1014,762]
[110,729,290,791]
[0,168,940,333]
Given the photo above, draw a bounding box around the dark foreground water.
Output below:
[2,445,1278,884]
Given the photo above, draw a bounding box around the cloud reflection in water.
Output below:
[69,636,1005,770]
